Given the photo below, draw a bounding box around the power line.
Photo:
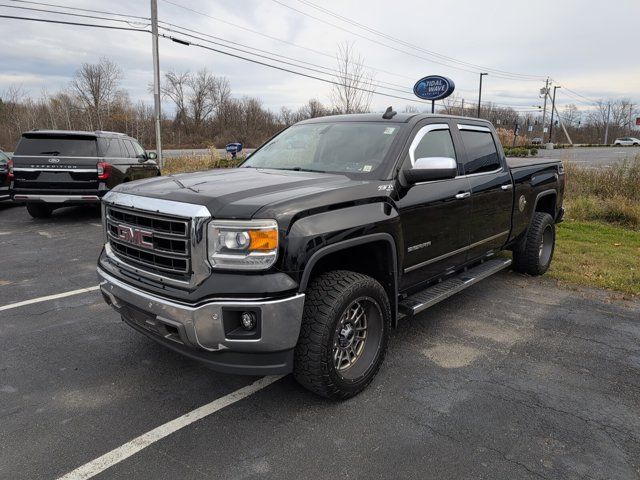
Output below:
[0,13,150,32]
[7,0,149,20]
[159,32,435,106]
[159,0,416,83]
[0,3,149,26]
[271,0,545,82]
[295,0,546,81]
[157,21,415,94]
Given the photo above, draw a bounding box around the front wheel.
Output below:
[294,270,390,400]
[513,212,556,276]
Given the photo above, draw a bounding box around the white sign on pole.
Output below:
[543,127,548,133]
[528,125,534,132]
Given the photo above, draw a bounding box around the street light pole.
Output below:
[477,73,488,118]
[548,85,560,143]
[151,0,163,168]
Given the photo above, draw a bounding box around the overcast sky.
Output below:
[1,0,639,117]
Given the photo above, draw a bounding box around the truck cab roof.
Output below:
[297,112,495,128]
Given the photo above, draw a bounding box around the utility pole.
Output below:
[548,85,560,143]
[629,103,633,135]
[540,77,550,139]
[603,101,611,145]
[151,0,163,167]
[461,98,465,116]
[477,73,488,118]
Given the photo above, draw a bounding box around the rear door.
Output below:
[397,120,473,289]
[454,124,512,261]
[11,134,99,195]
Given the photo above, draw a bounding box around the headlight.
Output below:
[208,219,278,270]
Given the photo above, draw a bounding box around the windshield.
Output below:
[15,136,98,157]
[242,122,401,176]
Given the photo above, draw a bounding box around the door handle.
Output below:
[455,192,471,199]
[501,184,513,190]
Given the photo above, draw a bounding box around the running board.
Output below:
[398,258,512,316]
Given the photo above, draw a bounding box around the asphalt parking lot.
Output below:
[1,202,639,480]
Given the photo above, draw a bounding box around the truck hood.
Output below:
[113,168,387,220]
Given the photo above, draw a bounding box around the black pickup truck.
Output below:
[11,130,160,218]
[97,112,564,399]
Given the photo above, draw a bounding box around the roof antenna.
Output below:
[382,106,397,119]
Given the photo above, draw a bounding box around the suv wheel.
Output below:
[26,203,52,219]
[513,212,555,275]
[294,270,390,400]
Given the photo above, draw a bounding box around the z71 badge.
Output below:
[378,184,394,192]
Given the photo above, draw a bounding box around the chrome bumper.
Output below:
[97,267,305,353]
[13,194,100,203]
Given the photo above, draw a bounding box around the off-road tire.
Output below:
[294,270,391,400]
[26,203,52,219]
[513,212,555,275]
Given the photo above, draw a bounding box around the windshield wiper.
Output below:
[277,167,327,173]
[40,151,60,156]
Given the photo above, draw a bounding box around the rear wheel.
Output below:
[513,212,555,275]
[294,270,390,400]
[26,203,52,219]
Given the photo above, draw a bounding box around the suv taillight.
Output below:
[97,162,111,181]
[7,159,13,180]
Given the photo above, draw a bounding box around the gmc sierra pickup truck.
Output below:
[97,112,564,399]
[11,130,160,218]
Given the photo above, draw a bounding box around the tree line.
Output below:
[0,54,637,151]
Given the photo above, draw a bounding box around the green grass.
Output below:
[549,220,640,297]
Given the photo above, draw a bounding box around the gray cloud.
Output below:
[1,0,638,115]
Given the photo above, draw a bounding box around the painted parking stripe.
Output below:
[0,286,100,312]
[57,375,284,480]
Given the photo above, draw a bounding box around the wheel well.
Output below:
[303,240,398,325]
[535,192,556,217]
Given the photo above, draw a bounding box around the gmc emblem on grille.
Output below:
[116,225,154,248]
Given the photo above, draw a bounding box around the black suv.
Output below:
[10,130,160,218]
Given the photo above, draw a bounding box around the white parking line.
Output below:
[57,375,284,480]
[0,286,100,312]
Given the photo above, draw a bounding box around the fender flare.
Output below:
[298,232,400,326]
[533,188,557,215]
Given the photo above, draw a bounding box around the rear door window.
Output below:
[122,140,136,158]
[15,136,97,157]
[99,137,124,158]
[459,128,501,175]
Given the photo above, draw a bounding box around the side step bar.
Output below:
[398,258,512,316]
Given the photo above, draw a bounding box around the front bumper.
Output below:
[98,267,305,375]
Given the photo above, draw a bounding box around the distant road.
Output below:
[536,146,639,167]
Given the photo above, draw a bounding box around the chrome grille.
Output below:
[106,205,191,277]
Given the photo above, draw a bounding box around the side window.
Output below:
[122,140,135,158]
[459,129,501,175]
[99,138,123,158]
[131,141,146,158]
[407,124,456,167]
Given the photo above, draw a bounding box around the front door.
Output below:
[396,121,473,290]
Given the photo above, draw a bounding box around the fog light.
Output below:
[241,312,256,330]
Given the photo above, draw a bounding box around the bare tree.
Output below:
[562,104,580,128]
[161,70,190,129]
[210,76,231,114]
[71,57,122,129]
[330,42,374,114]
